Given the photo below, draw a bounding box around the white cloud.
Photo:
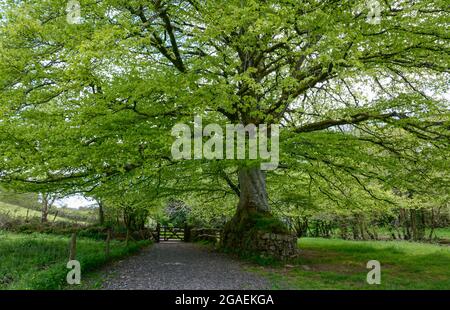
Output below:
[55,195,96,209]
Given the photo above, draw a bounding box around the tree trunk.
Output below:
[41,193,56,224]
[222,166,294,257]
[237,166,269,213]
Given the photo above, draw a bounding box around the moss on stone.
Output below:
[224,209,288,235]
[221,209,292,259]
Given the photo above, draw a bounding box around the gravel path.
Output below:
[101,241,270,290]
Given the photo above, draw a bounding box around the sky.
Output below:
[54,195,97,209]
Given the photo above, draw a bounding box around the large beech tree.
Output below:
[0,1,448,250]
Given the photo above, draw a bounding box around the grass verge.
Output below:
[246,237,450,290]
[0,230,150,289]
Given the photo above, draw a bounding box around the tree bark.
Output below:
[222,165,291,254]
[237,166,269,213]
[41,193,56,224]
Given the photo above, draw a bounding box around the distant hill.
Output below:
[0,200,97,225]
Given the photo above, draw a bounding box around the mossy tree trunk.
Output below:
[222,166,289,253]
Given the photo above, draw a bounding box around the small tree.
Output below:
[40,193,57,224]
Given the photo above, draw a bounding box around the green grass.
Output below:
[0,230,150,289]
[375,226,450,241]
[247,238,450,290]
[435,227,450,240]
[0,201,92,225]
[0,201,43,219]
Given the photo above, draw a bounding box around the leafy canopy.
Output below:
[0,0,448,214]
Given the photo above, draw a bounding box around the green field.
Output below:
[0,231,150,289]
[375,227,450,242]
[435,228,450,240]
[0,201,95,225]
[248,238,450,290]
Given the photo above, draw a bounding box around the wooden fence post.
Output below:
[156,223,160,243]
[52,211,58,223]
[105,229,111,257]
[184,224,191,242]
[69,232,77,260]
[125,228,130,247]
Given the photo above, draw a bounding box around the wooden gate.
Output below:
[152,225,186,242]
[150,225,220,243]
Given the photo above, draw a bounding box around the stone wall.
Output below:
[222,228,299,260]
[255,232,299,260]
